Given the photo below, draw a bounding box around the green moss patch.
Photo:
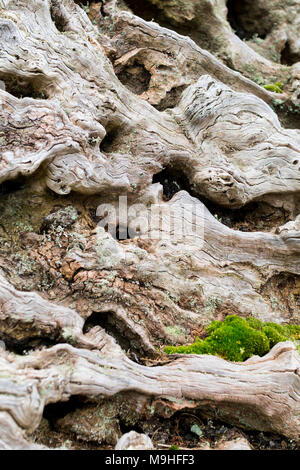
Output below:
[164,315,300,362]
[263,82,284,93]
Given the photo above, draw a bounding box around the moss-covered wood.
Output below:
[164,315,300,361]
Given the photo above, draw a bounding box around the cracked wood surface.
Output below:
[0,334,299,448]
[0,0,300,449]
[0,0,299,207]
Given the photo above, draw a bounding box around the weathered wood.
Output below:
[115,432,154,450]
[0,0,299,206]
[59,191,300,355]
[109,10,278,106]
[0,0,300,449]
[0,339,299,449]
[122,0,299,82]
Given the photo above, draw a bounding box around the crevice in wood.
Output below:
[152,166,290,232]
[43,396,87,424]
[0,72,49,100]
[280,41,300,66]
[83,310,143,356]
[116,62,151,96]
[118,417,143,436]
[100,126,121,153]
[154,85,188,111]
[50,1,69,32]
[226,0,269,40]
[124,0,163,23]
[114,224,139,240]
[0,332,61,355]
[0,177,27,196]
[152,166,190,201]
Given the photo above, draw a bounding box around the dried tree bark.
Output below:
[0,0,300,449]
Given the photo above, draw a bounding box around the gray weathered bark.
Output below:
[0,0,300,449]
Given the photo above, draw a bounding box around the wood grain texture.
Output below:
[0,337,299,448]
[0,0,300,449]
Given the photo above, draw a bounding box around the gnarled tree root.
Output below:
[0,340,299,449]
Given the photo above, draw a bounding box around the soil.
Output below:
[30,411,299,450]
